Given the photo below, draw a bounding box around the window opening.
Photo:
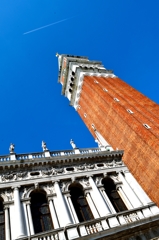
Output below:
[30,172,40,176]
[114,98,120,102]
[66,167,74,171]
[97,163,104,167]
[127,109,133,114]
[143,124,151,129]
[69,184,94,222]
[84,113,87,118]
[30,191,53,233]
[102,177,127,212]
[103,88,108,92]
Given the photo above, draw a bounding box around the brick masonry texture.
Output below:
[77,75,159,206]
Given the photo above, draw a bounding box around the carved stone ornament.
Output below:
[106,160,114,167]
[1,172,15,181]
[86,164,95,169]
[16,171,27,179]
[60,181,71,192]
[95,176,102,186]
[82,178,90,187]
[77,165,85,171]
[110,174,119,183]
[42,168,54,176]
[114,159,123,166]
[0,189,14,201]
[55,168,63,174]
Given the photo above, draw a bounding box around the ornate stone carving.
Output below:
[82,178,90,187]
[95,176,102,186]
[16,171,27,179]
[77,165,85,171]
[55,168,63,174]
[114,159,123,166]
[42,168,54,176]
[1,172,15,181]
[86,164,95,169]
[0,189,14,201]
[106,160,114,167]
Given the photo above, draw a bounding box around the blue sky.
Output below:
[0,0,159,155]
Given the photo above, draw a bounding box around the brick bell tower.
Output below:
[56,53,159,207]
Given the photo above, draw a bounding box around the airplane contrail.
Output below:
[23,16,74,35]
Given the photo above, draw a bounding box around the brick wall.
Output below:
[77,75,159,205]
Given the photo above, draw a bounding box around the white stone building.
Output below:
[0,143,159,240]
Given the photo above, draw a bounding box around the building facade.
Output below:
[0,143,159,240]
[57,54,159,207]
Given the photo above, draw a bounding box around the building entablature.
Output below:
[0,148,124,170]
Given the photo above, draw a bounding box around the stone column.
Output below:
[4,205,11,240]
[117,186,133,209]
[26,202,34,235]
[88,176,110,217]
[13,186,26,238]
[22,202,30,236]
[100,187,116,214]
[53,181,73,227]
[48,197,60,229]
[85,191,100,218]
[118,172,142,208]
[66,193,79,224]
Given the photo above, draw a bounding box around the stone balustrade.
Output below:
[17,204,159,240]
[0,147,115,162]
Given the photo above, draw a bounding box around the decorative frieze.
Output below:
[0,159,125,184]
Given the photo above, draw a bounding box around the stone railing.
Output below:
[0,147,110,162]
[17,204,159,240]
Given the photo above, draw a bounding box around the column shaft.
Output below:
[14,187,26,238]
[118,172,142,208]
[89,177,110,217]
[86,192,99,218]
[67,195,79,224]
[4,207,11,240]
[117,187,133,209]
[54,182,72,226]
[27,203,34,235]
[101,189,116,214]
[49,199,59,229]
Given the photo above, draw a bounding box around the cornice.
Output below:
[0,149,124,171]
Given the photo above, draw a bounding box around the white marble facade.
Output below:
[0,147,159,240]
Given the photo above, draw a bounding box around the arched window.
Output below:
[102,176,127,212]
[0,198,5,240]
[69,183,94,222]
[30,191,53,234]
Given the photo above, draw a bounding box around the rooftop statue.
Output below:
[9,143,15,153]
[42,140,48,151]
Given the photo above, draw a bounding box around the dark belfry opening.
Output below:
[102,176,127,212]
[69,89,72,93]
[69,183,94,222]
[30,191,53,234]
[0,198,5,240]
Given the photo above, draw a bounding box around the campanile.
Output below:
[57,53,159,206]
